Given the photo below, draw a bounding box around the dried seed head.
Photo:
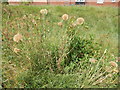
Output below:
[62,14,69,21]
[40,9,48,15]
[58,22,63,27]
[72,23,77,27]
[109,61,118,68]
[89,58,97,63]
[32,19,37,25]
[13,48,20,53]
[13,33,23,42]
[76,17,84,25]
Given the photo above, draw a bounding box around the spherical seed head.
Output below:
[89,58,97,63]
[14,48,20,53]
[58,22,63,27]
[76,17,84,25]
[40,9,48,15]
[62,14,69,21]
[109,61,118,68]
[13,33,23,42]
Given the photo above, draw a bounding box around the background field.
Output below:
[2,5,119,88]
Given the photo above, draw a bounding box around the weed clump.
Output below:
[2,5,118,88]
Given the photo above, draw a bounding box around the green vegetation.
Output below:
[2,5,118,88]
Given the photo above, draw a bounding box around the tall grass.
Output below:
[2,5,118,88]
